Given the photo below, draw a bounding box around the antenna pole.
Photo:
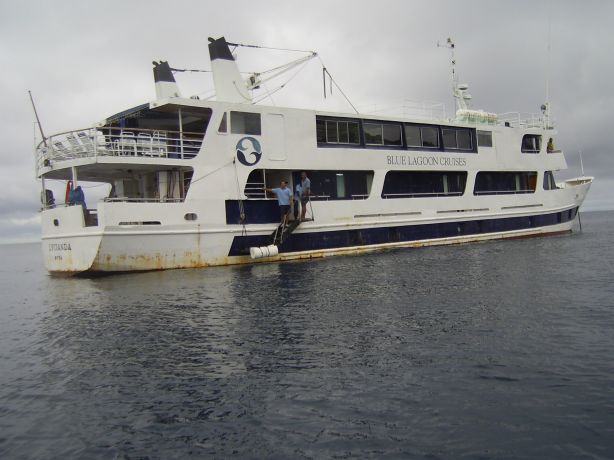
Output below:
[28,90,47,147]
[438,37,459,113]
[579,151,585,176]
[545,18,552,128]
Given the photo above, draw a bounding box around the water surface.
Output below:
[1,211,613,458]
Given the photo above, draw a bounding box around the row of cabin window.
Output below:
[243,169,558,201]
[223,112,539,155]
[222,112,488,151]
[384,170,558,197]
[383,171,548,198]
[317,118,487,151]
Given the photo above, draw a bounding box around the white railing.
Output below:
[361,100,448,121]
[244,181,266,198]
[103,197,184,203]
[36,127,204,173]
[473,189,535,195]
[496,112,550,129]
[382,191,463,199]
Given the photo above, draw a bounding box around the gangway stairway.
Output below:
[271,219,301,246]
[249,219,304,259]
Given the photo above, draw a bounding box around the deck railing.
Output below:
[36,127,203,173]
[382,191,464,199]
[496,112,551,129]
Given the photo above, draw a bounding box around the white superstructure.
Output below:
[35,37,592,274]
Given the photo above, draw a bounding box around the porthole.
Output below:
[184,213,197,221]
[53,219,59,227]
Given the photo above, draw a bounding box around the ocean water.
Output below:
[1,211,613,459]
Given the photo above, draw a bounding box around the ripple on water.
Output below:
[1,213,614,458]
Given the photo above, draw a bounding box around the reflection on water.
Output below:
[1,212,614,458]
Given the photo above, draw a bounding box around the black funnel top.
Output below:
[153,61,175,83]
[208,37,234,61]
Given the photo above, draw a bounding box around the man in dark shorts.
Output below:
[265,180,293,226]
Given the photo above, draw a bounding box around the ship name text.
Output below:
[49,242,72,251]
[387,155,467,167]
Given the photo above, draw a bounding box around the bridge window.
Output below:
[474,171,537,195]
[543,171,558,190]
[521,134,541,153]
[231,111,261,135]
[382,171,467,198]
[477,130,493,147]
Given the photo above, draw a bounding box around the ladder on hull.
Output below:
[271,220,301,246]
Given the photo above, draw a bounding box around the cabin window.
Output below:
[363,123,382,145]
[474,171,538,195]
[183,170,194,197]
[443,128,473,150]
[404,125,440,149]
[316,118,360,144]
[383,124,402,146]
[382,171,467,198]
[521,134,541,153]
[217,113,227,133]
[244,169,266,198]
[364,123,402,147]
[231,111,261,135]
[477,130,493,147]
[305,170,373,200]
[543,171,558,190]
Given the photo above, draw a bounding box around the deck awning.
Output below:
[98,103,150,126]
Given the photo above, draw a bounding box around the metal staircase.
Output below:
[271,220,301,246]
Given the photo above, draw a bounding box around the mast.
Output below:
[544,16,552,128]
[438,37,471,115]
[28,90,47,147]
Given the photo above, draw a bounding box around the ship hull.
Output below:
[42,202,586,275]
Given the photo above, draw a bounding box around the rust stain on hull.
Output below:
[52,226,575,275]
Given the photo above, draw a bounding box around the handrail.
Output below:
[103,197,184,203]
[35,126,205,175]
[473,189,535,195]
[496,112,551,129]
[383,191,463,198]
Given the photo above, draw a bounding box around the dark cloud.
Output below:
[1,0,612,243]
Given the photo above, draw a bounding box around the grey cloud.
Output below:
[1,0,612,243]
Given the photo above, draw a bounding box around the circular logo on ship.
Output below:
[236,137,262,166]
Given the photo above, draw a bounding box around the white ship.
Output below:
[35,37,593,274]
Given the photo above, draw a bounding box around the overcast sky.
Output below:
[1,0,612,243]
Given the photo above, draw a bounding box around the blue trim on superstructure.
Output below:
[227,207,578,256]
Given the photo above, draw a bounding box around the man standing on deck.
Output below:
[298,171,311,221]
[265,180,293,226]
[293,181,302,221]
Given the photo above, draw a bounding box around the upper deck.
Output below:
[35,101,213,178]
[35,95,556,179]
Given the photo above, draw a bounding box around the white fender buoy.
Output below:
[249,245,279,260]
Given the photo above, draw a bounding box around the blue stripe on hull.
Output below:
[228,207,578,256]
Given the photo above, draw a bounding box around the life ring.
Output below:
[65,180,73,203]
